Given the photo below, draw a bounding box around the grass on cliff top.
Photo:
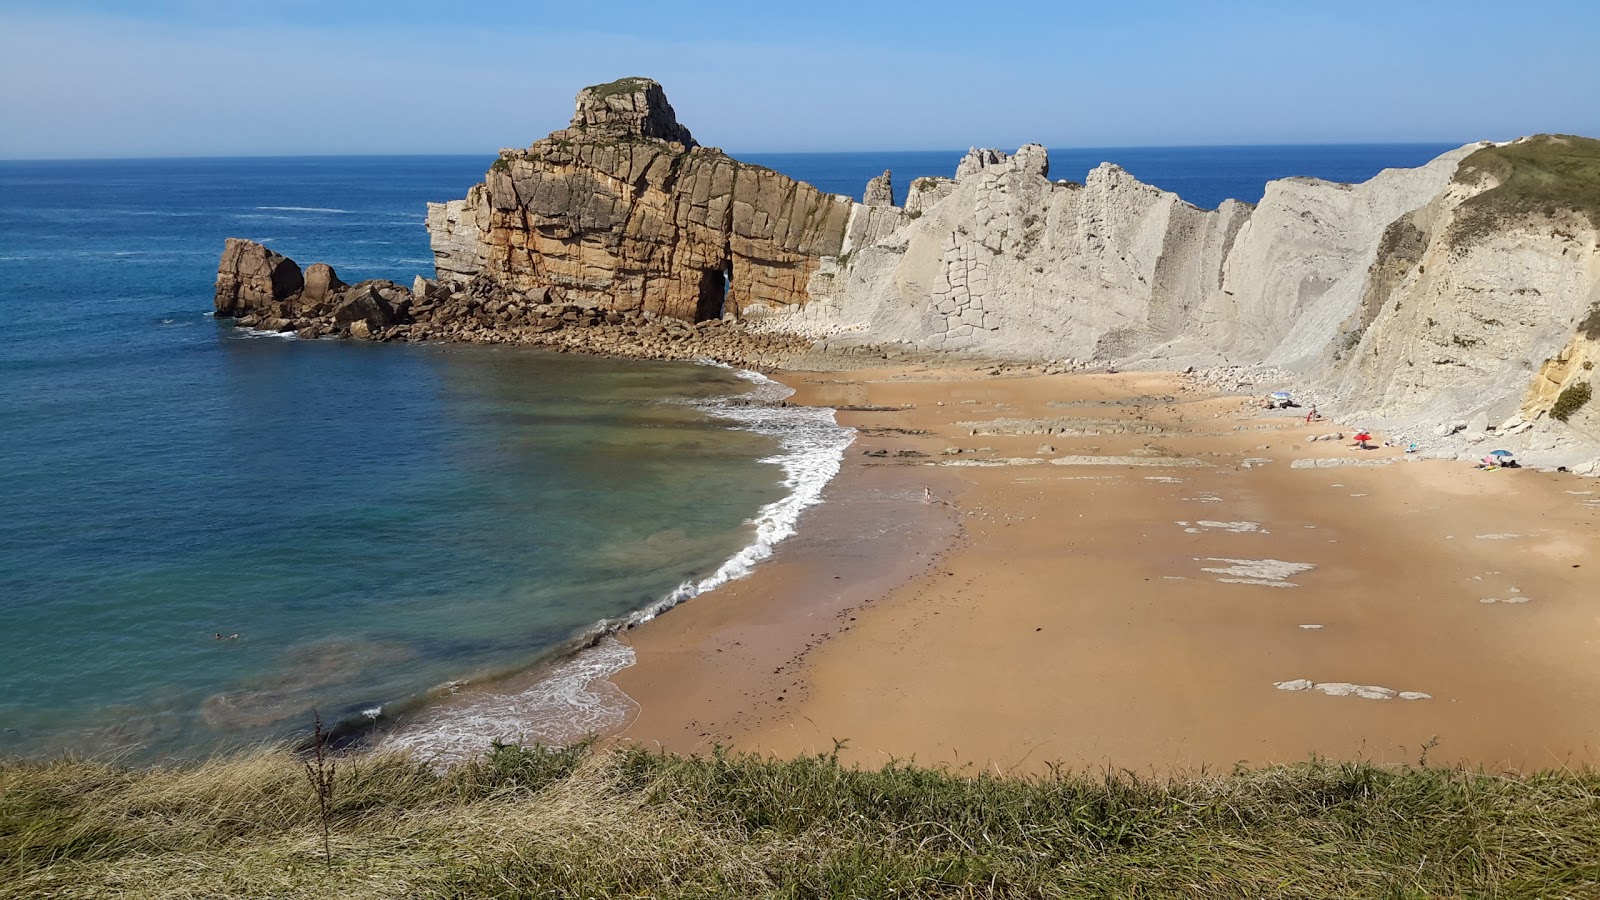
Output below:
[584,76,656,99]
[1450,134,1600,244]
[5,742,1600,898]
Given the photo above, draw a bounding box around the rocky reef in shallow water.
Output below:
[212,237,811,366]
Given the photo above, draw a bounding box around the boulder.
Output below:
[302,263,347,305]
[331,283,400,329]
[214,238,303,317]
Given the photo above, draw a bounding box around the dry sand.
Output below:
[612,366,1600,773]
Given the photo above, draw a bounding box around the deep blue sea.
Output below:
[0,143,1456,761]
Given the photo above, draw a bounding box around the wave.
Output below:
[376,368,854,764]
[233,327,299,340]
[375,638,638,765]
[255,206,352,214]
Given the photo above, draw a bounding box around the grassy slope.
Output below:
[4,743,1599,898]
[1449,134,1600,245]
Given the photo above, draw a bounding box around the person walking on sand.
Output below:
[1305,405,1318,424]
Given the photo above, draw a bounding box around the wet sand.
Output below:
[614,366,1600,773]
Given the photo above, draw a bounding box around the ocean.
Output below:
[0,143,1457,761]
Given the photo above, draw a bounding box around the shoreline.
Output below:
[373,362,855,764]
[605,363,1600,774]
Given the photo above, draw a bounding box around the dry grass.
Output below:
[1448,134,1600,246]
[4,742,1600,898]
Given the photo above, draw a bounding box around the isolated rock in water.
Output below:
[215,238,303,317]
[864,170,895,207]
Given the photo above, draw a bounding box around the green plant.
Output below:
[1451,334,1483,349]
[490,156,510,173]
[1448,135,1600,246]
[1552,380,1593,421]
[585,77,654,100]
[7,743,1600,897]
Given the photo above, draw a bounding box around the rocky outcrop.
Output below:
[215,243,413,337]
[905,177,956,217]
[955,147,1010,180]
[214,77,1600,466]
[424,77,855,322]
[215,239,303,317]
[212,240,809,366]
[863,170,894,207]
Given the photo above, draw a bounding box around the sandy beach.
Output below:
[611,364,1600,774]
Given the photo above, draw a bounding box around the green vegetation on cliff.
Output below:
[1450,134,1600,244]
[1552,380,1593,422]
[585,76,656,100]
[5,743,1599,898]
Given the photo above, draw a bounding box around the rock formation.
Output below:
[424,77,854,322]
[213,76,1600,467]
[779,134,1600,465]
[212,239,811,366]
[863,170,894,207]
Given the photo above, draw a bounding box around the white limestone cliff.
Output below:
[764,139,1600,467]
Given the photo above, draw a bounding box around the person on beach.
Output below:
[1305,405,1318,423]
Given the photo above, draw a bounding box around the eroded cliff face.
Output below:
[426,78,853,321]
[785,137,1600,457]
[216,76,1600,462]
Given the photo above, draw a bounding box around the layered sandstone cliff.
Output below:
[425,77,853,322]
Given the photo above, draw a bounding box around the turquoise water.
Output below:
[0,145,1458,760]
[0,158,816,760]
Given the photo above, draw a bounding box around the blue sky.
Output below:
[2,0,1597,158]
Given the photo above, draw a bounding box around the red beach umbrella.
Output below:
[1354,432,1371,442]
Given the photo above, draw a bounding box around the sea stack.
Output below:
[425,77,855,322]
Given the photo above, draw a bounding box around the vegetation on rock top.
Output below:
[1450,134,1600,244]
[584,76,656,100]
[4,742,1599,898]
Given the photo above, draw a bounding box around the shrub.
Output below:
[1552,380,1593,421]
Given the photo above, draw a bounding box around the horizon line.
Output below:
[0,139,1478,164]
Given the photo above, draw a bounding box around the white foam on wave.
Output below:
[378,366,853,764]
[233,327,299,339]
[378,638,639,766]
[636,367,854,621]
